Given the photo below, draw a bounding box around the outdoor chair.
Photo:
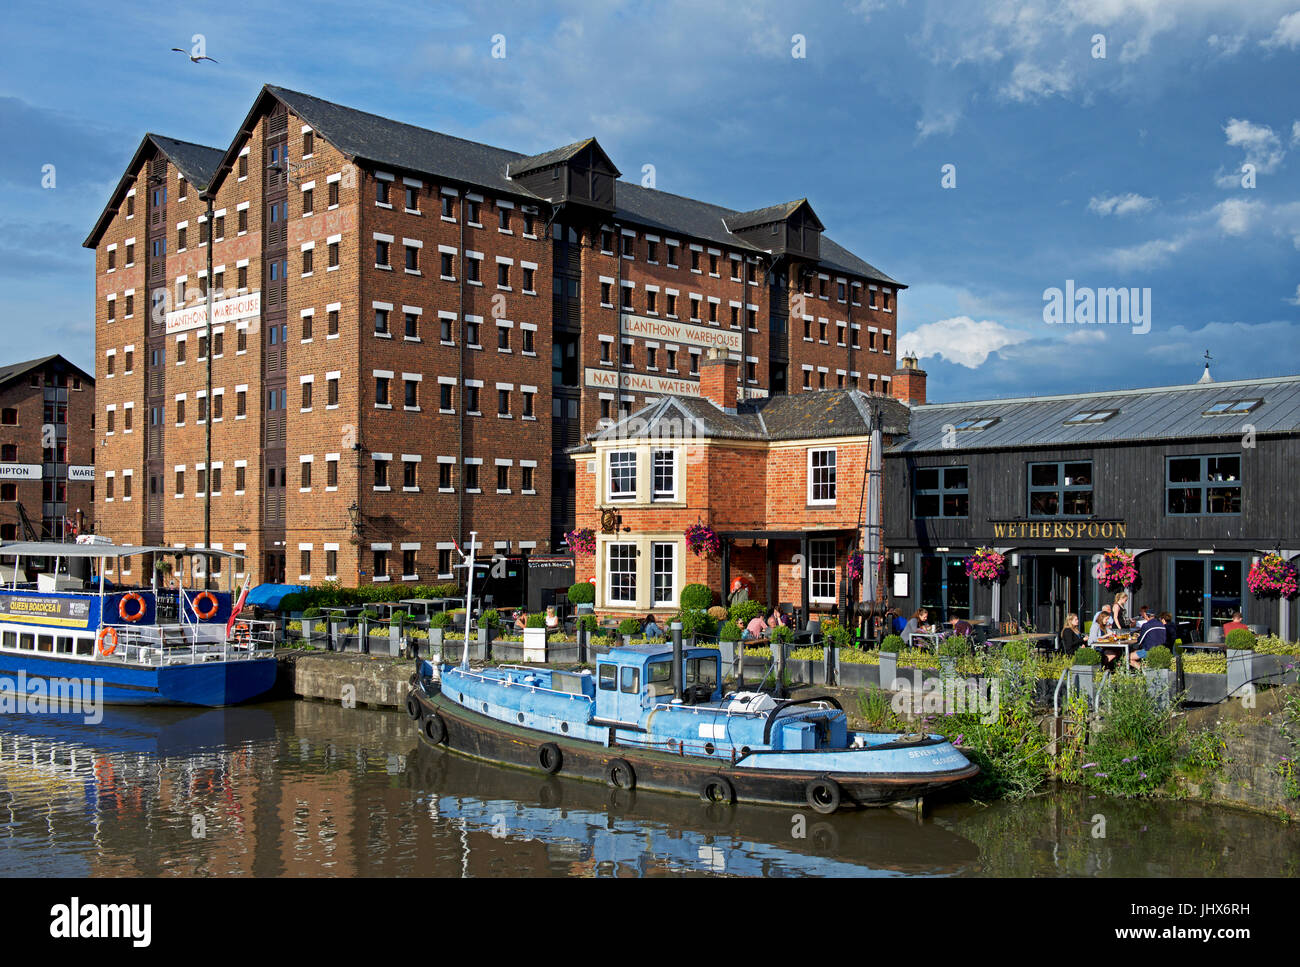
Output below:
[1206,626,1223,644]
[791,618,822,646]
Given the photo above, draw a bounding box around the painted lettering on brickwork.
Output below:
[989,520,1127,540]
[288,208,357,247]
[620,314,743,352]
[584,368,699,397]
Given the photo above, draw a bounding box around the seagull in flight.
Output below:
[172,48,218,63]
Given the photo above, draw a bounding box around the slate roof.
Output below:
[0,354,93,389]
[203,86,901,287]
[580,389,910,451]
[889,374,1300,455]
[82,133,224,248]
[723,199,816,232]
[507,138,609,177]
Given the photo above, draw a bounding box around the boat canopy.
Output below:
[0,542,245,560]
[244,583,309,610]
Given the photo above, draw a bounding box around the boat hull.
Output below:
[0,653,278,707]
[410,681,978,811]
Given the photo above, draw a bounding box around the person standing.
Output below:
[1111,592,1130,631]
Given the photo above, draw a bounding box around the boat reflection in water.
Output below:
[405,741,984,877]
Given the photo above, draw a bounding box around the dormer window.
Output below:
[953,417,1000,431]
[1202,398,1262,416]
[1063,410,1117,426]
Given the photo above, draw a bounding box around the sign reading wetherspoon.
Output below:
[620,314,743,353]
[991,520,1127,540]
[165,291,262,336]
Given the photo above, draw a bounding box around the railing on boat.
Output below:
[96,619,277,666]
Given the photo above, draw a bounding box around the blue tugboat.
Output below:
[408,636,978,813]
[0,541,277,707]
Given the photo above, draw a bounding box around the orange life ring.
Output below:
[193,591,220,620]
[232,622,251,644]
[97,626,118,656]
[118,593,146,623]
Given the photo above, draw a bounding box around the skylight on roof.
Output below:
[952,417,999,431]
[1202,398,1262,417]
[1064,409,1118,425]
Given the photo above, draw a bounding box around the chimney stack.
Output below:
[892,352,927,407]
[700,349,740,412]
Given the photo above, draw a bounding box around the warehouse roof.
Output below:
[889,374,1300,454]
[199,85,901,286]
[579,388,910,449]
[82,133,225,248]
[0,354,93,390]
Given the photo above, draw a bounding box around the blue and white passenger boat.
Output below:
[0,541,277,707]
[409,638,978,813]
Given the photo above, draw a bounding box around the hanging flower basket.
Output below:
[564,528,596,557]
[684,522,721,558]
[845,552,864,583]
[964,547,1006,583]
[1093,547,1137,591]
[1248,554,1298,598]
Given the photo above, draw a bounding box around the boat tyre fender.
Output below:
[604,757,636,790]
[805,775,841,815]
[422,713,447,745]
[406,694,422,720]
[538,742,563,775]
[699,774,735,805]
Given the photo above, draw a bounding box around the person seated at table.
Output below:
[742,614,769,641]
[950,617,973,639]
[1222,611,1247,635]
[1134,603,1157,626]
[544,605,560,631]
[902,609,929,647]
[1059,613,1084,655]
[1132,613,1167,669]
[643,614,664,640]
[1160,611,1179,646]
[512,609,528,631]
[767,607,791,629]
[1089,611,1123,671]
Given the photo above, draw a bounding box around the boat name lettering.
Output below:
[907,747,939,758]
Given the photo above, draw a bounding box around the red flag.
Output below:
[226,574,251,638]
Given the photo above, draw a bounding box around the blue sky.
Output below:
[3,0,1298,402]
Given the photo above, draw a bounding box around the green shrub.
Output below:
[617,617,642,637]
[1073,646,1102,666]
[479,608,499,629]
[824,623,852,648]
[707,605,729,620]
[302,606,321,619]
[526,613,547,629]
[1002,640,1029,662]
[880,634,904,654]
[1081,674,1182,797]
[675,609,713,638]
[578,614,599,633]
[769,625,793,645]
[567,582,595,606]
[1225,628,1256,652]
[1144,645,1173,669]
[728,599,766,626]
[390,610,410,628]
[939,635,969,659]
[680,584,714,611]
[429,612,452,629]
[718,619,742,642]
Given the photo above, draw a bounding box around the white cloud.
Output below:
[1223,117,1286,173]
[1286,284,1300,306]
[1263,10,1300,48]
[899,316,1030,368]
[1088,192,1157,216]
[1207,33,1246,56]
[1098,233,1191,270]
[1292,120,1300,146]
[1213,198,1263,235]
[915,110,961,139]
[1000,61,1073,102]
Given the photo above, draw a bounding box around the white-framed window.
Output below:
[652,449,676,500]
[608,542,637,605]
[608,450,636,501]
[810,538,836,603]
[808,448,837,505]
[652,542,676,606]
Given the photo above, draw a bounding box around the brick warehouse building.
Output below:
[84,85,906,588]
[0,355,95,543]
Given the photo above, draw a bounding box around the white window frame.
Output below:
[809,538,837,604]
[607,542,638,605]
[608,450,637,502]
[651,449,677,501]
[651,541,676,606]
[808,447,837,506]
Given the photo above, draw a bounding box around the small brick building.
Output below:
[571,351,912,619]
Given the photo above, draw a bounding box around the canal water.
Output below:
[0,700,1293,877]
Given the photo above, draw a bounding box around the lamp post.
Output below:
[203,196,214,590]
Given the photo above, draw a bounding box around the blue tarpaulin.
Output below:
[245,583,310,610]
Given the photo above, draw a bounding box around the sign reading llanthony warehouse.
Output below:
[620,314,743,353]
[991,520,1128,540]
[165,292,262,336]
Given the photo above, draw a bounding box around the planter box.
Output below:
[879,652,900,690]
[1184,672,1228,704]
[1226,648,1254,697]
[523,627,548,663]
[1144,667,1174,707]
[1252,653,1290,686]
[1069,665,1096,700]
[837,661,879,690]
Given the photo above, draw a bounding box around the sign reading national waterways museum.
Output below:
[990,519,1127,540]
[165,292,262,336]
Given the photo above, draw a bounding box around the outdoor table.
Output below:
[1092,634,1140,664]
[986,632,1057,653]
[908,631,943,651]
